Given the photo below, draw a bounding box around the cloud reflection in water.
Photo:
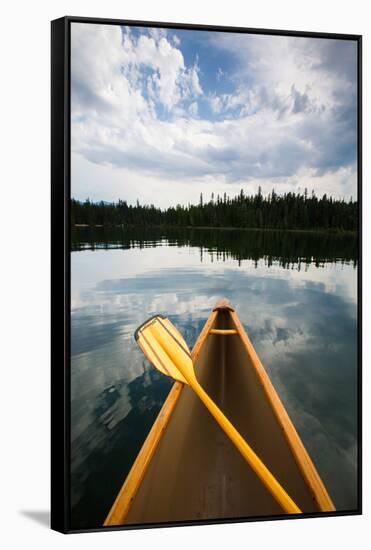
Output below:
[71,228,357,527]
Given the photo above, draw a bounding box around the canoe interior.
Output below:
[124,310,318,524]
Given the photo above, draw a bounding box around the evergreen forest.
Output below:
[71,188,357,232]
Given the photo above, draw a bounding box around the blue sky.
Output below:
[71,23,358,207]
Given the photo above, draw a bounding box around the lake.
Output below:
[70,226,358,529]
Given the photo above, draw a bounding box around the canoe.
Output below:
[104,299,335,526]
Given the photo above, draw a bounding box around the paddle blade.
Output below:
[135,316,194,384]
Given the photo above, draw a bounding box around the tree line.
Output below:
[71,187,357,231]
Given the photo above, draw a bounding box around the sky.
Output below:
[71,23,358,207]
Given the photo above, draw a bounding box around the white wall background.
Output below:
[1,0,369,548]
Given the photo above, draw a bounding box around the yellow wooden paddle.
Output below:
[135,315,302,515]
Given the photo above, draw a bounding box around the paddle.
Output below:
[135,315,302,514]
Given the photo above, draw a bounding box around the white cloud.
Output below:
[71,151,242,208]
[71,23,202,117]
[216,67,224,81]
[189,101,198,116]
[209,93,223,114]
[71,24,357,205]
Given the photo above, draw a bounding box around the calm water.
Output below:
[71,227,358,529]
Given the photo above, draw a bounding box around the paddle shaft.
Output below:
[186,375,302,514]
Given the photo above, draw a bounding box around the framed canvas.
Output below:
[51,16,362,533]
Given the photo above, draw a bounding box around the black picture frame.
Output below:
[51,15,362,534]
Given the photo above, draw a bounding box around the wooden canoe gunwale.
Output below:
[103,309,218,527]
[104,300,334,527]
[228,310,335,513]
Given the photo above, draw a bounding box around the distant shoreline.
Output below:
[72,223,357,236]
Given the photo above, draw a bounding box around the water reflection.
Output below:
[72,226,357,269]
[71,227,358,529]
